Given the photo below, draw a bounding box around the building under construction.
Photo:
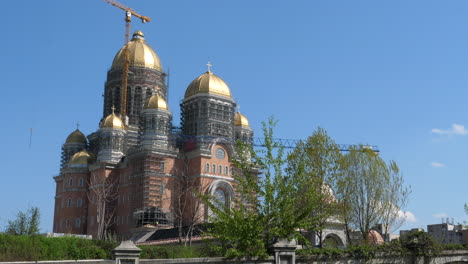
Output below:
[52,30,253,239]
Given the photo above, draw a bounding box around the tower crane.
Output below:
[102,0,151,120]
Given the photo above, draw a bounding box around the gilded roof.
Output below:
[145,94,168,110]
[101,113,125,129]
[65,129,87,144]
[184,71,232,99]
[234,112,250,127]
[111,31,162,72]
[69,150,95,165]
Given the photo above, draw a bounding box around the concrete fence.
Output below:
[1,240,468,264]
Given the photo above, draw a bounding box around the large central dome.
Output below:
[184,70,232,99]
[111,31,162,72]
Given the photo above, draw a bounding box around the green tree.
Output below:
[286,127,342,247]
[336,146,410,244]
[5,207,40,235]
[400,230,440,258]
[204,118,322,258]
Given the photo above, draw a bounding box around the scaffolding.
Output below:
[133,207,173,227]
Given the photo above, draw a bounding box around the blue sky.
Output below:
[1,0,467,233]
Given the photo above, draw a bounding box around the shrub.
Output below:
[0,234,116,261]
[400,231,440,258]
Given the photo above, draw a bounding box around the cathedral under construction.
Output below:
[53,30,253,239]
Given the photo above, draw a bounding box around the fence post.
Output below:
[113,240,142,264]
[270,239,297,264]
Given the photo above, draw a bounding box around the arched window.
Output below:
[224,166,228,175]
[78,178,84,186]
[212,164,216,173]
[207,180,234,219]
[77,199,82,207]
[214,188,227,210]
[205,163,210,172]
[69,178,73,186]
[66,219,71,228]
[75,218,81,228]
[218,165,222,174]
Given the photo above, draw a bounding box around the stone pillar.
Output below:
[113,240,142,264]
[270,239,297,264]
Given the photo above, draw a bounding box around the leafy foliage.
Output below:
[5,207,40,236]
[336,147,410,244]
[204,118,331,257]
[399,230,440,258]
[286,127,342,247]
[0,234,116,261]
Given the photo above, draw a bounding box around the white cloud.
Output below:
[431,162,445,168]
[431,123,468,135]
[398,210,417,223]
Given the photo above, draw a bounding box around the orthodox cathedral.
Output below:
[53,30,253,239]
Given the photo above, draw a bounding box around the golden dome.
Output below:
[101,112,125,129]
[69,150,95,165]
[145,94,168,110]
[184,71,232,99]
[111,31,162,72]
[234,112,250,127]
[65,129,87,144]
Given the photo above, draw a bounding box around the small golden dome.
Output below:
[65,129,87,144]
[101,112,125,129]
[184,71,232,99]
[69,150,95,165]
[234,112,250,127]
[145,94,168,110]
[111,31,162,72]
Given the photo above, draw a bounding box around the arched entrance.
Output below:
[323,233,345,248]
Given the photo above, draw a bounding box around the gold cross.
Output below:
[76,121,80,130]
[111,105,116,114]
[207,61,212,72]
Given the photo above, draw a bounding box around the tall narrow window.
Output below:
[67,199,72,207]
[205,163,210,172]
[224,166,228,175]
[69,178,73,186]
[77,199,82,207]
[66,219,71,228]
[212,164,216,173]
[78,178,84,186]
[75,218,81,228]
[218,165,222,174]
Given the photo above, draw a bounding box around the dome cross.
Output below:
[206,61,212,72]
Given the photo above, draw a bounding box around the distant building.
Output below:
[399,228,424,239]
[427,223,464,245]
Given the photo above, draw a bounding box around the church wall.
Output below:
[54,171,89,234]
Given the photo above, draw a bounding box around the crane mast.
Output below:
[102,0,151,120]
